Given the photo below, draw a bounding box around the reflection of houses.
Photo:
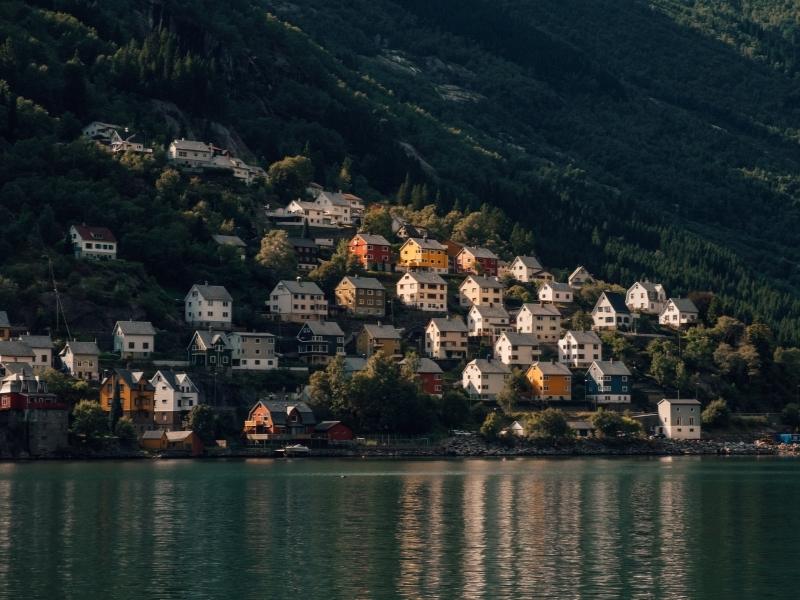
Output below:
[100,368,156,435]
[243,400,317,438]
[188,330,232,370]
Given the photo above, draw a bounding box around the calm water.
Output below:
[0,457,798,599]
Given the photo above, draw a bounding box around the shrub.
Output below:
[591,408,643,438]
[702,398,731,428]
[781,403,800,430]
[525,408,570,440]
[480,412,505,441]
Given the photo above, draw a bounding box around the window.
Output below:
[128,342,135,349]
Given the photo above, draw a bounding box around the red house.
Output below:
[456,246,499,277]
[314,421,354,441]
[348,233,393,272]
[401,357,444,397]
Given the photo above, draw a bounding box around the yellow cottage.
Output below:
[398,237,449,273]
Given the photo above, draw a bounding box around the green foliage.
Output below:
[188,404,217,444]
[480,411,505,441]
[590,408,643,439]
[309,239,363,294]
[496,367,530,414]
[525,408,570,440]
[267,155,313,201]
[71,400,108,439]
[360,205,394,239]
[436,390,472,428]
[114,416,137,444]
[781,403,800,431]
[255,229,297,279]
[701,399,731,428]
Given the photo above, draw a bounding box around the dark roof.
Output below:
[17,335,52,349]
[141,430,166,440]
[302,321,344,337]
[62,341,100,356]
[211,234,246,248]
[72,225,117,243]
[428,317,468,333]
[354,233,391,246]
[530,361,572,376]
[288,237,319,249]
[591,360,631,376]
[314,421,348,432]
[105,368,154,391]
[339,276,385,290]
[0,341,34,357]
[258,400,317,426]
[668,298,699,313]
[600,292,630,314]
[189,284,233,302]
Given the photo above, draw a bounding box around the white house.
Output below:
[113,321,156,359]
[500,420,526,437]
[494,331,540,366]
[268,280,327,323]
[0,340,34,364]
[150,370,200,430]
[515,302,562,343]
[458,275,504,308]
[425,316,468,360]
[82,121,122,142]
[228,331,278,371]
[626,281,667,314]
[467,305,510,341]
[568,266,594,289]
[315,191,353,225]
[592,291,632,331]
[558,331,603,368]
[508,256,543,282]
[287,200,328,226]
[184,284,233,328]
[396,271,448,312]
[659,298,700,328]
[538,282,573,304]
[462,358,510,400]
[16,335,52,373]
[657,398,701,439]
[69,225,117,260]
[59,341,100,380]
[168,139,215,168]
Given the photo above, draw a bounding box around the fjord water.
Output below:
[0,458,798,599]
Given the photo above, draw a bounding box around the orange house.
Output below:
[243,400,317,437]
[526,361,572,401]
[100,368,156,435]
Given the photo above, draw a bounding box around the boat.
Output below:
[275,444,311,457]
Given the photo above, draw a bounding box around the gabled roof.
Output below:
[597,291,630,314]
[1,362,34,377]
[212,234,246,248]
[166,431,196,442]
[229,331,275,339]
[428,316,467,333]
[400,357,443,374]
[521,303,561,317]
[470,305,510,319]
[353,233,391,246]
[315,420,348,432]
[362,324,401,340]
[302,321,344,337]
[61,341,100,356]
[543,282,572,293]
[513,255,543,270]
[192,330,230,350]
[317,190,349,206]
[460,246,499,260]
[170,139,213,152]
[460,275,504,289]
[274,280,324,296]
[498,332,539,347]
[569,266,591,279]
[141,430,166,440]
[404,237,446,251]
[17,335,52,349]
[466,358,510,375]
[590,360,631,376]
[287,237,319,249]
[257,400,316,426]
[339,276,385,290]
[0,341,33,357]
[530,361,572,376]
[563,330,602,345]
[567,419,594,430]
[631,280,662,294]
[105,368,154,390]
[658,398,701,406]
[343,357,367,373]
[188,284,233,302]
[0,311,9,328]
[667,298,699,313]
[114,320,156,336]
[71,225,117,243]
[400,271,446,285]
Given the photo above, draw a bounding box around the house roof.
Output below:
[1,362,34,377]
[189,284,233,302]
[658,398,701,406]
[258,400,316,426]
[166,431,196,442]
[428,317,467,332]
[230,331,275,339]
[599,292,630,314]
[354,233,391,245]
[0,311,9,328]
[544,282,572,293]
[192,330,230,350]
[17,335,52,349]
[591,360,631,376]
[401,271,446,285]
[171,139,212,152]
[514,255,543,270]
[141,430,166,440]
[363,324,401,340]
[343,357,367,373]
[339,276,385,290]
[303,321,344,336]
[521,303,561,317]
[632,281,662,294]
[461,246,499,260]
[569,266,591,279]
[317,190,349,206]
[405,237,446,250]
[531,361,572,376]
[567,419,594,430]
[275,280,324,295]
[315,420,348,432]
[61,341,100,356]
[105,368,154,390]
[115,321,156,336]
[470,305,510,319]
[460,275,504,289]
[564,330,602,345]
[287,237,319,249]
[668,298,699,313]
[466,358,510,375]
[152,369,180,389]
[72,225,117,243]
[211,234,246,248]
[0,341,33,357]
[400,357,443,374]
[498,332,539,347]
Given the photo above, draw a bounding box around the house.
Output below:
[538,282,573,304]
[626,281,667,314]
[140,430,167,451]
[467,305,510,341]
[228,332,278,371]
[314,421,354,442]
[59,341,100,380]
[445,240,464,273]
[425,316,468,360]
[297,321,345,365]
[356,324,402,358]
[398,237,449,273]
[592,291,632,331]
[287,200,328,226]
[187,330,232,369]
[391,216,427,240]
[508,256,544,283]
[167,139,215,168]
[315,190,353,225]
[100,369,156,435]
[0,364,68,456]
[212,234,247,259]
[400,357,444,396]
[586,360,632,404]
[526,361,572,401]
[243,400,317,436]
[494,331,540,367]
[657,398,701,439]
[348,233,393,271]
[226,157,267,184]
[113,321,156,359]
[396,271,447,312]
[0,311,10,340]
[17,335,53,373]
[458,275,504,308]
[82,121,122,142]
[342,356,368,377]
[150,370,200,430]
[69,224,117,260]
[335,276,386,317]
[567,419,596,438]
[660,298,700,329]
[568,266,594,289]
[558,331,603,368]
[462,358,510,400]
[184,284,233,329]
[268,280,327,323]
[515,303,562,343]
[0,341,34,365]
[500,420,526,437]
[456,246,500,277]
[288,238,320,271]
[165,431,204,456]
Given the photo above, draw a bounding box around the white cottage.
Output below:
[228,331,278,371]
[659,298,700,329]
[425,316,468,360]
[150,370,200,430]
[538,282,573,304]
[508,256,543,283]
[462,358,510,400]
[458,275,504,308]
[467,305,510,341]
[657,398,701,439]
[568,266,594,289]
[592,292,632,331]
[626,281,667,314]
[268,280,327,323]
[184,284,233,328]
[515,303,562,343]
[69,225,117,260]
[113,321,156,359]
[17,335,53,373]
[494,331,540,366]
[558,331,603,368]
[396,272,448,312]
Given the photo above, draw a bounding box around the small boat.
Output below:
[276,444,310,457]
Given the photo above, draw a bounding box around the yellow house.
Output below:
[525,361,572,401]
[398,237,448,273]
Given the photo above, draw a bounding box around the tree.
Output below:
[309,239,363,293]
[480,411,505,441]
[267,155,313,201]
[72,400,108,438]
[781,403,800,431]
[360,205,394,239]
[525,408,570,440]
[336,156,353,191]
[702,399,731,428]
[436,391,471,428]
[509,223,535,256]
[600,331,635,363]
[255,229,297,279]
[591,408,643,438]
[506,285,535,304]
[115,417,137,445]
[496,368,530,414]
[188,405,217,444]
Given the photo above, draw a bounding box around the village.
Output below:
[0,122,776,458]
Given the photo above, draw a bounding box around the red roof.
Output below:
[72,225,117,243]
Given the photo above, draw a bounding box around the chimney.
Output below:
[296,277,302,285]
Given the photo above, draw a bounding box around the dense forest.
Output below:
[3,0,800,345]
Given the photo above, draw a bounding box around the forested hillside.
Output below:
[3,0,800,341]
